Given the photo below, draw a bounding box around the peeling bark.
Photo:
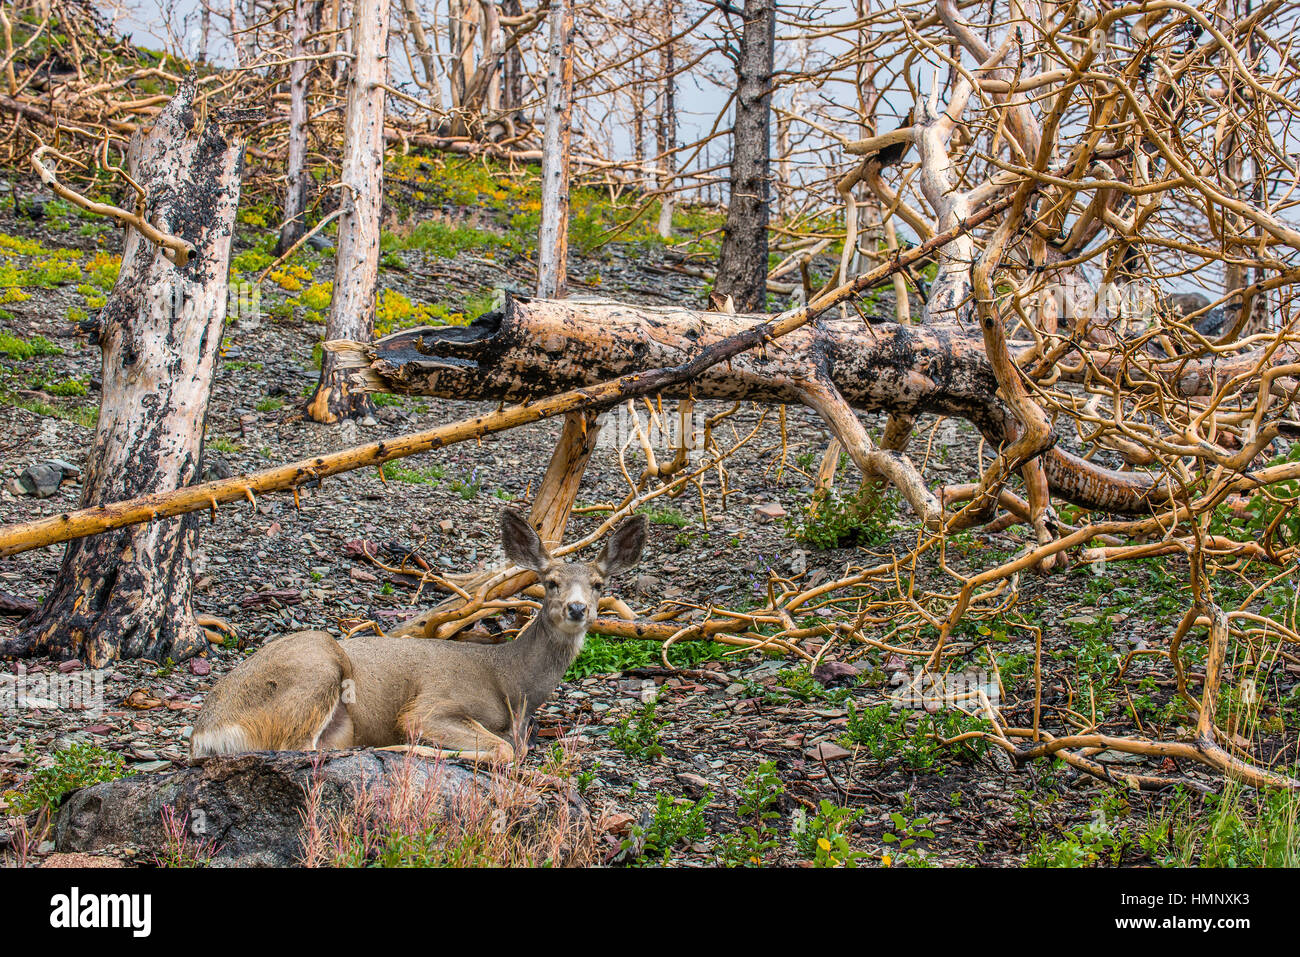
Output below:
[8,81,246,667]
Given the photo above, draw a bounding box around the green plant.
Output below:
[791,800,867,867]
[637,504,690,527]
[610,701,667,760]
[626,791,711,864]
[718,761,784,867]
[882,812,935,866]
[381,460,444,484]
[450,470,482,500]
[1141,782,1300,867]
[0,331,63,359]
[841,701,906,756]
[8,742,133,813]
[787,487,898,549]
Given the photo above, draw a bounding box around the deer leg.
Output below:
[388,705,516,763]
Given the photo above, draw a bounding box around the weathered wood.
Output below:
[0,194,1015,567]
[276,0,314,255]
[12,81,246,666]
[309,0,390,423]
[536,0,574,299]
[336,294,1204,516]
[714,0,775,311]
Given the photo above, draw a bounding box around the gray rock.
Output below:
[201,453,233,481]
[55,749,588,867]
[16,462,68,498]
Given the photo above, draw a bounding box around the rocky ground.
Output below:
[0,171,1292,869]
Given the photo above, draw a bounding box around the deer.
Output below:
[190,508,647,762]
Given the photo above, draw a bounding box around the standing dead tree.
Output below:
[9,81,251,667]
[537,0,574,299]
[309,0,391,423]
[715,0,776,310]
[277,0,317,254]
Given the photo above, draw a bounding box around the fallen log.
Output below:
[0,195,1011,568]
[332,295,1187,515]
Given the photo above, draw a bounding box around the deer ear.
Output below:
[501,509,549,571]
[596,515,648,577]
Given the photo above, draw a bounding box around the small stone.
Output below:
[438,519,455,533]
[350,567,378,583]
[812,661,859,687]
[805,742,851,761]
[188,657,211,676]
[602,812,636,835]
[753,501,787,521]
[676,772,710,794]
[16,463,65,498]
[57,659,83,674]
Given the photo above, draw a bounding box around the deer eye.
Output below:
[544,580,558,592]
[592,580,604,592]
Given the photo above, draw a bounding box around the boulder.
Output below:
[54,749,587,867]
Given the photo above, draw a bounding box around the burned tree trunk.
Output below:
[715,0,775,311]
[655,1,677,240]
[309,0,390,423]
[276,0,314,255]
[331,295,1215,518]
[537,0,573,299]
[7,82,247,666]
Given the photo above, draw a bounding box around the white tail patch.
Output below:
[310,694,351,750]
[190,723,251,758]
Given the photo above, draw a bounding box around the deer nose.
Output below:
[565,601,587,620]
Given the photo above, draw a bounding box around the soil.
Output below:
[0,174,1281,869]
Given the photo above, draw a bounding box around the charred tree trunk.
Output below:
[715,0,775,311]
[5,82,247,666]
[277,0,314,255]
[332,295,1206,517]
[309,0,390,423]
[500,0,525,119]
[656,1,677,240]
[536,0,573,299]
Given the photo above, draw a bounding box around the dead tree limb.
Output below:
[0,195,1012,568]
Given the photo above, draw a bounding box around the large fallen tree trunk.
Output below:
[0,201,1009,570]
[331,295,1199,516]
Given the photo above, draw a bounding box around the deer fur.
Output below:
[190,508,647,761]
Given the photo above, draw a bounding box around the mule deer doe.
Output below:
[190,509,647,761]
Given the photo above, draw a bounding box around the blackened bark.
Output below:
[309,0,390,423]
[5,81,247,667]
[277,0,313,255]
[714,0,775,312]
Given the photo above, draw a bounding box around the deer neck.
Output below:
[505,614,585,713]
